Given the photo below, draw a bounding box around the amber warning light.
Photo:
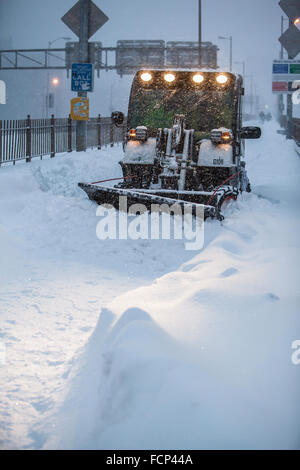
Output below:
[222,132,231,141]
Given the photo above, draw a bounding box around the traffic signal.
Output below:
[279,0,300,58]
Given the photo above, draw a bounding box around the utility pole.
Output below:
[278,16,286,126]
[286,18,293,140]
[198,0,202,67]
[278,1,300,139]
[250,75,254,115]
[76,0,89,151]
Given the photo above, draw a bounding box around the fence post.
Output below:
[50,114,55,158]
[26,114,31,163]
[110,120,114,148]
[97,114,101,150]
[68,114,72,152]
[0,121,2,167]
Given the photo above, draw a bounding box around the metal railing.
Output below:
[0,115,126,166]
[280,116,300,143]
[292,118,300,144]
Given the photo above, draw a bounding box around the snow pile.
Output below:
[0,145,197,449]
[44,122,300,450]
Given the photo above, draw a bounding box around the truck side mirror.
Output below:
[241,126,261,139]
[111,111,125,127]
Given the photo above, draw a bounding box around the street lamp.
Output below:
[48,37,72,49]
[218,35,232,72]
[45,37,72,118]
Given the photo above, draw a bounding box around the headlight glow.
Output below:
[164,73,176,83]
[140,72,152,82]
[193,74,204,84]
[216,74,228,84]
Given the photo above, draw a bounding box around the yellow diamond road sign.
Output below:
[62,0,109,40]
[71,97,89,121]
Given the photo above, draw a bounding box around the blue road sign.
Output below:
[71,63,94,92]
[272,63,289,74]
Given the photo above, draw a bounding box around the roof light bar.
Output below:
[216,74,228,84]
[193,74,204,84]
[140,72,152,82]
[164,73,176,83]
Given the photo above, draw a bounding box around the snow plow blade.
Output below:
[78,183,223,221]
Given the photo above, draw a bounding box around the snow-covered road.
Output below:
[0,124,299,449]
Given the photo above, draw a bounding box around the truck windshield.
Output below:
[128,86,234,137]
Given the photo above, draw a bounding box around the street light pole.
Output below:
[250,75,254,115]
[235,60,245,78]
[45,37,71,118]
[218,35,232,72]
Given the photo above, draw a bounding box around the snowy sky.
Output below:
[0,0,295,116]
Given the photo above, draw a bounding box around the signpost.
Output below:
[278,0,300,139]
[290,63,300,74]
[71,97,89,120]
[278,0,300,59]
[272,60,300,81]
[272,61,300,96]
[61,0,109,40]
[62,0,109,151]
[279,24,300,59]
[71,63,94,91]
[272,81,289,93]
[273,62,289,74]
[65,42,102,77]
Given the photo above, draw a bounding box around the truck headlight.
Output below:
[136,126,148,142]
[216,74,228,84]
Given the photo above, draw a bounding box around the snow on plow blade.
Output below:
[78,183,223,221]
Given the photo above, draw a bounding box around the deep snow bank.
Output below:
[0,146,196,276]
[45,123,300,450]
[0,145,201,449]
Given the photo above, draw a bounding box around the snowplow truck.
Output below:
[79,70,261,220]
